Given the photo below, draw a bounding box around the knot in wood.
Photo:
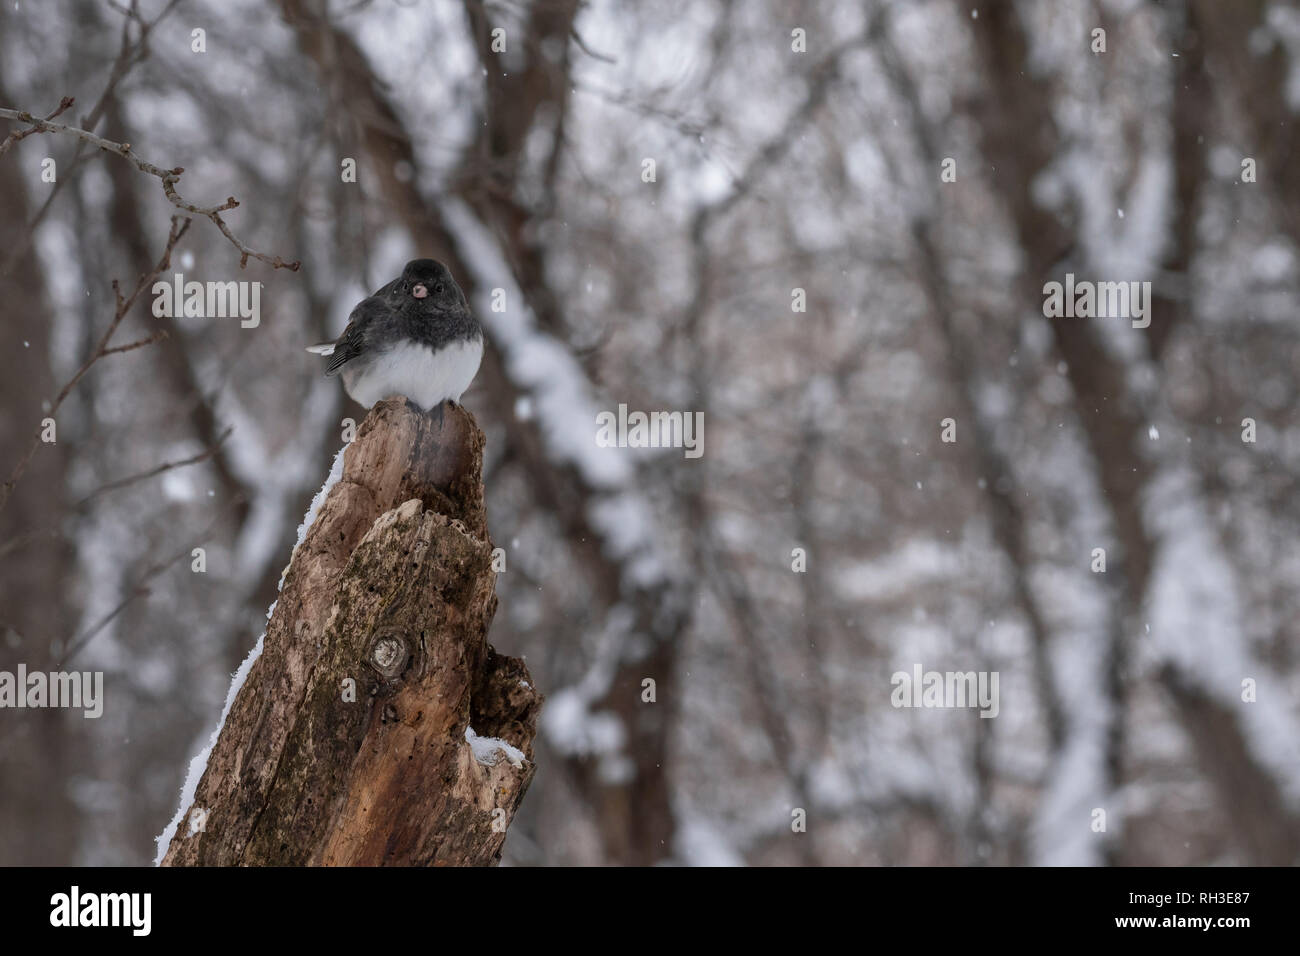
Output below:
[369,634,408,680]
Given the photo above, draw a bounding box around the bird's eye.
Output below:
[435,283,445,294]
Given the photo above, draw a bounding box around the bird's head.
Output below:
[391,258,468,314]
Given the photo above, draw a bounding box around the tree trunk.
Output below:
[0,76,80,866]
[160,399,541,866]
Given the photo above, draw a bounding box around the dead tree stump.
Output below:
[160,398,541,866]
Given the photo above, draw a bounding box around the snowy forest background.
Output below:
[3,0,1299,866]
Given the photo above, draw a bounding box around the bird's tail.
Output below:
[305,342,336,356]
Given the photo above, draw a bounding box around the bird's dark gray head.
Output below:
[386,258,469,315]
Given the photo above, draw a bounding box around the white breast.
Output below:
[341,336,484,411]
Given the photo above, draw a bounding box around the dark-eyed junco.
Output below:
[306,258,483,414]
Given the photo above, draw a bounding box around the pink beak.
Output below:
[413,283,429,299]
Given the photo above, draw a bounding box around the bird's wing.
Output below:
[316,296,389,376]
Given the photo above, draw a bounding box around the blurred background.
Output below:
[2,0,1299,866]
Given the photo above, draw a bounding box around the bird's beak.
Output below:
[412,283,429,299]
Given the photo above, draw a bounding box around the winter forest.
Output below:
[1,0,1298,868]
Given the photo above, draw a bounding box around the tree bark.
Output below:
[160,398,541,866]
[0,72,80,866]
[278,0,687,863]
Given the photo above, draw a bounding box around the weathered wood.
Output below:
[161,398,541,866]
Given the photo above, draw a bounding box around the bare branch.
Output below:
[0,105,300,271]
[56,497,239,669]
[74,426,233,510]
[0,96,73,155]
[0,0,183,280]
[569,26,616,63]
[99,330,168,356]
[0,216,192,516]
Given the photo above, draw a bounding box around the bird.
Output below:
[306,258,483,419]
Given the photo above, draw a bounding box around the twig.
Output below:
[56,496,242,670]
[74,426,233,509]
[0,496,242,757]
[91,0,182,133]
[0,96,74,155]
[0,526,60,562]
[100,330,168,356]
[569,26,616,63]
[0,104,300,271]
[0,0,182,281]
[57,586,152,670]
[0,216,192,516]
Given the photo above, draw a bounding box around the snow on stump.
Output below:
[159,398,542,866]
